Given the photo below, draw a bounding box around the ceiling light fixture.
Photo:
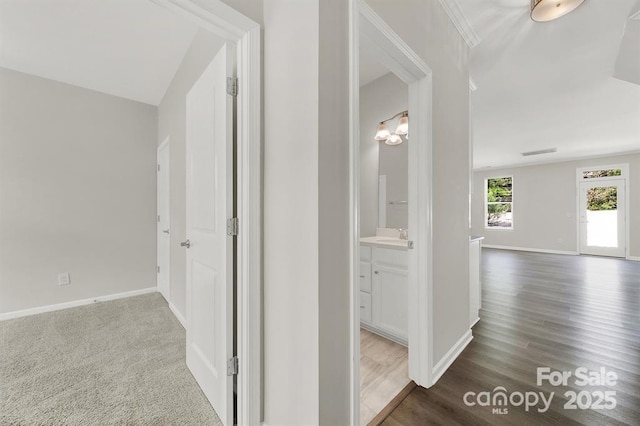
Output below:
[531,0,585,22]
[374,110,409,145]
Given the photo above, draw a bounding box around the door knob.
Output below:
[162,229,170,234]
[180,239,190,248]
[374,271,379,274]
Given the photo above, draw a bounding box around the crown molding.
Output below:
[438,0,481,49]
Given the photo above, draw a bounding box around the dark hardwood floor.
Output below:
[381,249,640,425]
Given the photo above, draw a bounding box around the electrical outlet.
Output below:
[58,272,71,286]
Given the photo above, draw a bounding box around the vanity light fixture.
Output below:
[530,0,585,22]
[386,134,403,145]
[374,110,409,145]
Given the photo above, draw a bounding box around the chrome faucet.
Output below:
[398,228,408,240]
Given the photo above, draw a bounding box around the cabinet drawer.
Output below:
[359,261,372,293]
[360,291,372,323]
[373,247,408,268]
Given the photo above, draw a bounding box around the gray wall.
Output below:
[157,29,225,320]
[360,73,408,236]
[0,67,157,314]
[366,0,471,364]
[472,153,640,257]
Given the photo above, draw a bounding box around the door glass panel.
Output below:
[586,186,618,248]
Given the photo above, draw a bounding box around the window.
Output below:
[582,168,622,179]
[486,177,513,228]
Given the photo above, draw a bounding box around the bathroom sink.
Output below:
[377,238,406,244]
[360,236,408,248]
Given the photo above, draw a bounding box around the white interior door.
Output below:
[579,179,626,257]
[157,138,170,301]
[185,44,234,425]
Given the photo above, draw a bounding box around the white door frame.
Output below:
[157,136,171,301]
[349,1,434,424]
[151,1,261,424]
[575,164,630,259]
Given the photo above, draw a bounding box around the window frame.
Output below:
[576,164,628,182]
[484,175,514,230]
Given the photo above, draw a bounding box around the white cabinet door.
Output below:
[372,264,408,339]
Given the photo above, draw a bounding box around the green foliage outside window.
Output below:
[587,187,617,211]
[487,178,512,202]
[487,177,513,227]
[583,169,622,179]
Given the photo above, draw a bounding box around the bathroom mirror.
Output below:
[378,139,408,229]
[359,72,408,236]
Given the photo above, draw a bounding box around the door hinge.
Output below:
[227,356,239,376]
[226,217,239,236]
[157,266,160,273]
[157,164,160,172]
[226,77,238,97]
[157,215,161,223]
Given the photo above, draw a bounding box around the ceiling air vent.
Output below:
[521,148,557,157]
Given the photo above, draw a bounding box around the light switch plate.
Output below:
[58,272,71,286]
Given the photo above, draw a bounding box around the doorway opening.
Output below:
[358,70,411,424]
[152,1,262,425]
[349,1,434,424]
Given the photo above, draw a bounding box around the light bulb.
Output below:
[385,134,403,146]
[374,123,390,140]
[396,114,409,135]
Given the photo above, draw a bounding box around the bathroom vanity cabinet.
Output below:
[359,244,408,345]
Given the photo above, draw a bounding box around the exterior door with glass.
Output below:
[579,179,626,257]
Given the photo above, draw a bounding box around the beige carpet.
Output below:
[0,293,222,425]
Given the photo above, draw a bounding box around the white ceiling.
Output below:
[459,0,640,169]
[0,0,201,105]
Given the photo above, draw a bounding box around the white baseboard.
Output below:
[360,322,407,347]
[0,287,157,321]
[627,256,640,262]
[482,244,579,256]
[169,302,186,328]
[431,330,473,385]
